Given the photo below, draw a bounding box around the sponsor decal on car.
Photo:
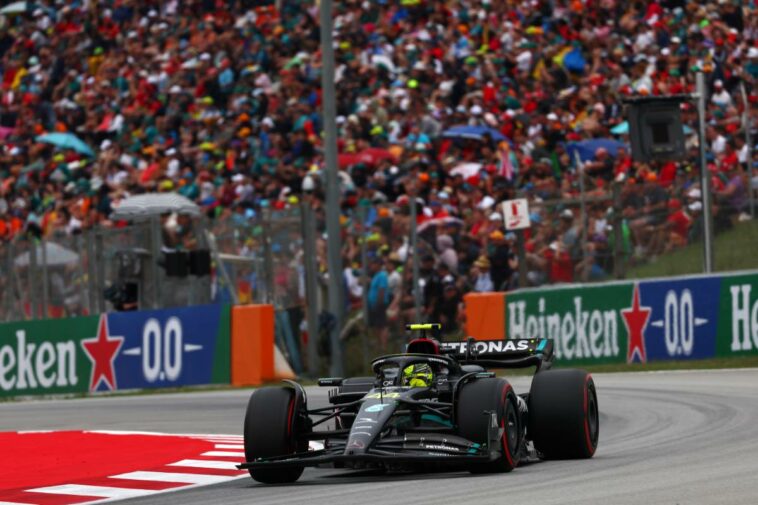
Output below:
[364,392,402,399]
[419,443,460,452]
[365,403,390,412]
[441,339,531,355]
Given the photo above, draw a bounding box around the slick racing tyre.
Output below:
[243,386,305,483]
[456,378,520,473]
[528,369,599,459]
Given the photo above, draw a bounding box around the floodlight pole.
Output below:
[740,82,755,218]
[696,72,714,273]
[320,0,344,376]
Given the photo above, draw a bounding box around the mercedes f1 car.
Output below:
[239,324,599,483]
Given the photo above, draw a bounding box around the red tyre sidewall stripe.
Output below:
[583,375,596,456]
[500,383,515,467]
[286,395,296,439]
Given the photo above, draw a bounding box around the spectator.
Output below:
[472,256,494,293]
[0,0,752,329]
[367,257,389,352]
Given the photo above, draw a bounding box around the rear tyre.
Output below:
[456,378,520,473]
[243,387,305,483]
[528,369,599,459]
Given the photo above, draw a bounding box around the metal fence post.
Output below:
[697,72,715,273]
[301,202,320,376]
[73,234,88,316]
[574,152,589,282]
[9,241,24,319]
[85,231,97,314]
[41,237,49,319]
[29,240,39,319]
[2,243,10,321]
[262,209,274,305]
[612,182,625,279]
[149,217,162,309]
[95,230,107,313]
[409,195,422,321]
[358,205,369,363]
[516,230,528,288]
[740,82,755,218]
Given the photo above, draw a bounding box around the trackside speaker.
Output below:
[189,249,211,276]
[164,251,189,277]
[627,97,687,162]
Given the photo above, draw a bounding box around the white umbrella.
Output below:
[450,162,483,179]
[0,1,26,15]
[371,54,396,74]
[417,216,464,233]
[110,192,200,221]
[15,242,79,267]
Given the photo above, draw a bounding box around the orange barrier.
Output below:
[231,304,275,386]
[464,292,506,341]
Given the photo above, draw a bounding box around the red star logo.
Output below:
[621,284,651,363]
[81,315,124,391]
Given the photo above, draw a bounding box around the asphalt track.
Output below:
[2,369,758,505]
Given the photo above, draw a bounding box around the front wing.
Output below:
[239,427,503,470]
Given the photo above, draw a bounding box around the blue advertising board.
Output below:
[638,277,721,361]
[102,304,230,392]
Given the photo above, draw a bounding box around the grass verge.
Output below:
[627,219,758,279]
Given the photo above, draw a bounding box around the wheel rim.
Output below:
[505,403,519,455]
[587,386,599,446]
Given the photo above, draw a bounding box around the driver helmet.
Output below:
[402,363,433,388]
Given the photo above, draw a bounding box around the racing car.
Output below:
[239,324,599,483]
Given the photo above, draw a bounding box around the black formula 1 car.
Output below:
[238,324,598,483]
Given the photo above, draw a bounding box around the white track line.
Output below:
[110,471,235,485]
[29,484,155,499]
[167,459,240,470]
[0,501,34,505]
[201,451,245,458]
[214,444,244,449]
[189,435,243,440]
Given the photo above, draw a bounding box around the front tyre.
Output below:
[456,378,520,473]
[528,369,599,459]
[243,387,305,483]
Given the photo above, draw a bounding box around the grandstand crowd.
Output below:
[0,0,756,334]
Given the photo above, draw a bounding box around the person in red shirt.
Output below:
[658,199,693,254]
[544,241,574,284]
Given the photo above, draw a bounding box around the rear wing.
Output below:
[440,338,554,370]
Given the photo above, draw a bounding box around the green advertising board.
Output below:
[0,304,231,398]
[505,283,634,365]
[504,271,758,366]
[0,316,97,397]
[718,273,758,358]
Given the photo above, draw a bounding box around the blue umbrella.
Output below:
[442,125,508,143]
[611,121,694,136]
[36,132,95,157]
[610,122,630,135]
[565,138,628,162]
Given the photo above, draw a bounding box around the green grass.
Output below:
[627,219,758,279]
